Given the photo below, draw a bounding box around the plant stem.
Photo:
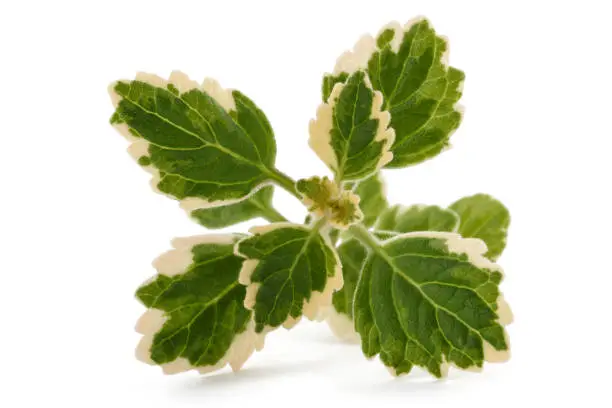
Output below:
[268,168,301,200]
[312,216,328,232]
[347,224,380,249]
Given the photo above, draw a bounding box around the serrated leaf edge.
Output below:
[369,231,512,376]
[235,223,343,331]
[332,17,445,76]
[309,73,395,180]
[328,18,465,168]
[108,71,271,214]
[449,193,511,261]
[134,234,265,375]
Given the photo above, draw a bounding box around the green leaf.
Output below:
[135,234,263,375]
[354,231,512,377]
[375,204,459,233]
[236,223,342,333]
[328,202,458,338]
[386,64,465,167]
[191,186,284,228]
[109,71,281,217]
[449,194,511,260]
[327,203,458,341]
[351,173,389,227]
[327,239,367,342]
[323,19,464,168]
[309,71,395,181]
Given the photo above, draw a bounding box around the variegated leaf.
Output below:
[354,231,512,377]
[310,71,394,181]
[109,71,284,221]
[135,235,263,375]
[323,19,464,168]
[236,223,342,333]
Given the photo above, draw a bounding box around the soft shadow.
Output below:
[177,358,336,394]
[346,369,476,394]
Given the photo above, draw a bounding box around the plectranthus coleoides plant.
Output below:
[108,17,512,379]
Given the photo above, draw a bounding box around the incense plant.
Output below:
[108,17,512,379]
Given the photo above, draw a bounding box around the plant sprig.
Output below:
[109,16,511,379]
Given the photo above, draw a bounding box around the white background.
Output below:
[1,0,611,406]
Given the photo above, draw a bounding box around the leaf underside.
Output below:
[450,194,511,260]
[376,204,459,234]
[191,186,276,229]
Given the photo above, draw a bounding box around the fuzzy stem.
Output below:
[347,224,381,249]
[268,168,301,200]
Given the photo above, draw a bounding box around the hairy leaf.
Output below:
[236,223,342,333]
[191,186,283,228]
[109,71,280,217]
[135,235,263,375]
[310,71,395,181]
[450,194,510,260]
[376,204,459,233]
[354,232,512,377]
[323,19,464,168]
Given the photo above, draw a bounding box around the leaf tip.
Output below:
[333,34,377,75]
[376,21,403,52]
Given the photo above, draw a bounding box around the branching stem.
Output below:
[268,168,301,200]
[347,223,381,249]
